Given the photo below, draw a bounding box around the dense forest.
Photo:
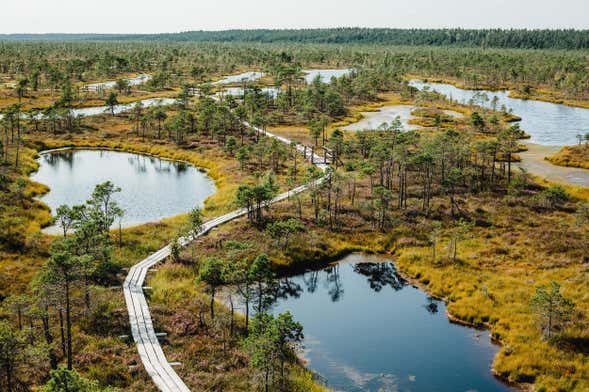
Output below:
[2,28,589,49]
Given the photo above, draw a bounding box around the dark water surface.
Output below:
[269,254,511,392]
[31,149,216,228]
[409,80,589,146]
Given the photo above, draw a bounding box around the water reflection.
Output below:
[43,151,75,169]
[275,278,304,301]
[31,150,216,231]
[267,254,511,392]
[353,262,405,292]
[424,297,439,315]
[274,262,406,304]
[125,153,146,174]
[303,270,320,293]
[325,264,344,302]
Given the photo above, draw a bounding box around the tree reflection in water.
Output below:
[353,262,406,292]
[424,297,439,314]
[254,280,278,313]
[176,162,188,174]
[128,155,147,174]
[152,157,169,173]
[44,151,74,169]
[274,277,303,302]
[303,270,319,293]
[268,262,413,307]
[267,257,509,392]
[325,264,344,302]
[34,149,216,229]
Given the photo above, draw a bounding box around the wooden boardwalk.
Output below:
[123,125,328,391]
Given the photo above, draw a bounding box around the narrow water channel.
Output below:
[409,80,589,146]
[212,71,265,85]
[70,97,176,117]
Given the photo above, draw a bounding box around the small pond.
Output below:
[267,254,512,392]
[85,74,152,91]
[410,80,589,146]
[31,149,216,231]
[303,69,353,84]
[342,105,419,132]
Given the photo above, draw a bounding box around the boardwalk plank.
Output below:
[123,124,328,391]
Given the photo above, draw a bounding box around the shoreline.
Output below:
[544,145,589,170]
[28,142,224,233]
[405,74,589,110]
[211,252,525,392]
[518,143,589,189]
[390,255,528,391]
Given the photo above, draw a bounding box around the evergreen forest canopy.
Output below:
[2,28,589,50]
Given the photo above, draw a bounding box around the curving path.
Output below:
[123,124,328,392]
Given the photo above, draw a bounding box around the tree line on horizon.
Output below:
[2,28,589,50]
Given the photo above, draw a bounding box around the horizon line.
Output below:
[2,27,589,36]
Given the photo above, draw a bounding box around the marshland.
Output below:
[0,28,588,392]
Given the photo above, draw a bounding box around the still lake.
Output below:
[268,254,511,392]
[31,149,216,229]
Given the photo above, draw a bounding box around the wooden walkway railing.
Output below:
[123,125,328,391]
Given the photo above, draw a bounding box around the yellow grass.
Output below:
[546,145,589,169]
[160,172,589,391]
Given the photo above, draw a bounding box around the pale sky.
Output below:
[3,0,588,34]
